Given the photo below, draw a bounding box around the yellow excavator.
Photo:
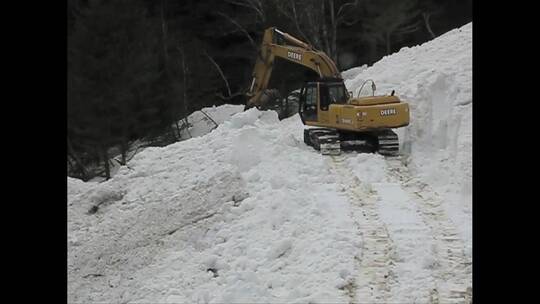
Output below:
[245,27,410,156]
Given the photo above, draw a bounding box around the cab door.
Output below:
[300,83,318,122]
[317,83,330,124]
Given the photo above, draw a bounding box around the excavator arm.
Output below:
[246,27,343,108]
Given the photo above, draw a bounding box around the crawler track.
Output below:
[304,128,400,156]
[329,155,396,303]
[385,157,472,303]
[329,154,472,303]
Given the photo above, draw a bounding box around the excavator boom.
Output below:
[246,27,342,108]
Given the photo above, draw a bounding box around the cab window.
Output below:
[328,83,347,104]
[305,85,316,109]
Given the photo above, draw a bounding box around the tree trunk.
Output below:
[386,31,391,55]
[179,45,191,138]
[120,138,128,165]
[328,0,338,64]
[67,137,88,180]
[321,0,331,57]
[99,143,110,180]
[368,37,377,64]
[160,0,171,77]
[331,20,337,64]
[174,120,182,139]
[204,50,232,97]
[289,1,314,48]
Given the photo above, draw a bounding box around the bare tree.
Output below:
[273,0,360,65]
[99,142,111,180]
[327,0,360,63]
[67,136,89,180]
[225,0,267,24]
[362,0,422,56]
[204,50,232,98]
[274,0,320,50]
[160,0,170,75]
[215,11,259,53]
[177,45,192,138]
[202,50,246,102]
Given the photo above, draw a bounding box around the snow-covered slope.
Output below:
[344,23,472,242]
[68,23,472,303]
[68,110,359,303]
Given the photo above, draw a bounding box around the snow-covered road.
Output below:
[328,154,472,303]
[68,23,472,303]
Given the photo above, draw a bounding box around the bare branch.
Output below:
[274,0,293,20]
[203,50,232,98]
[274,0,313,47]
[395,20,422,35]
[216,91,245,101]
[291,1,315,47]
[422,12,436,38]
[342,18,361,26]
[336,0,358,20]
[397,26,420,35]
[216,11,259,52]
[225,0,265,22]
[218,28,243,36]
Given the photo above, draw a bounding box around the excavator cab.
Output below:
[299,78,349,124]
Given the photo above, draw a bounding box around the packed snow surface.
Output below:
[68,23,472,303]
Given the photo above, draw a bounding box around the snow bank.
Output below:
[68,108,358,303]
[88,104,245,182]
[343,23,472,230]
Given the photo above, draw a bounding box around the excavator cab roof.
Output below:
[315,77,345,83]
[303,78,346,87]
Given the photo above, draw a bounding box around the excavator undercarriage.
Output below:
[304,128,399,156]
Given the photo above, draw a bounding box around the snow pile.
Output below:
[343,23,472,224]
[179,104,245,139]
[341,64,368,80]
[68,108,358,303]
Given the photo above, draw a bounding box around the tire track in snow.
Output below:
[329,155,396,303]
[385,156,472,303]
